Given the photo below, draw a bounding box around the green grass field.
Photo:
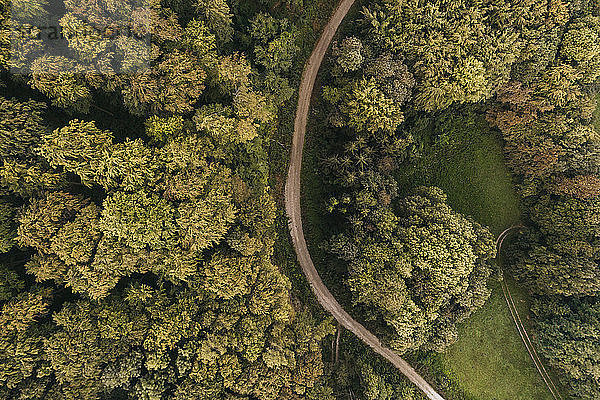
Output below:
[395,107,556,400]
[444,278,553,400]
[395,108,521,235]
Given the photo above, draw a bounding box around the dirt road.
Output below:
[284,1,446,399]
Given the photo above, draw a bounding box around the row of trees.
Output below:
[0,0,338,399]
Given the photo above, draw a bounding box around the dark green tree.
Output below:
[531,296,600,400]
[195,0,233,42]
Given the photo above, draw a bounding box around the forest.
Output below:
[0,0,337,399]
[0,0,598,399]
[314,0,600,399]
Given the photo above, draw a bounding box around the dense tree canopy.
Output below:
[531,296,600,400]
[0,94,336,397]
[483,4,600,392]
[2,0,600,398]
[328,186,495,354]
[0,0,339,398]
[360,0,521,111]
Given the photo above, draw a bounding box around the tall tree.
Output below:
[99,191,176,250]
[39,120,157,191]
[195,0,233,42]
[0,97,65,197]
[328,77,404,135]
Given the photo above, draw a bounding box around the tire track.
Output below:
[496,227,563,400]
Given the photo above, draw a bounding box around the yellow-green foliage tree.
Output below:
[0,2,334,399]
[329,186,495,353]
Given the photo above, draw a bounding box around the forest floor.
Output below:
[394,109,556,400]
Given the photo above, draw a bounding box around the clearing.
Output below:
[395,106,554,400]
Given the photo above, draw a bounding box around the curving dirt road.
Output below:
[284,1,446,399]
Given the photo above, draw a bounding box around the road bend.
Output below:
[284,1,445,399]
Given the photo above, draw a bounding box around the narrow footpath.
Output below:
[284,1,445,399]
